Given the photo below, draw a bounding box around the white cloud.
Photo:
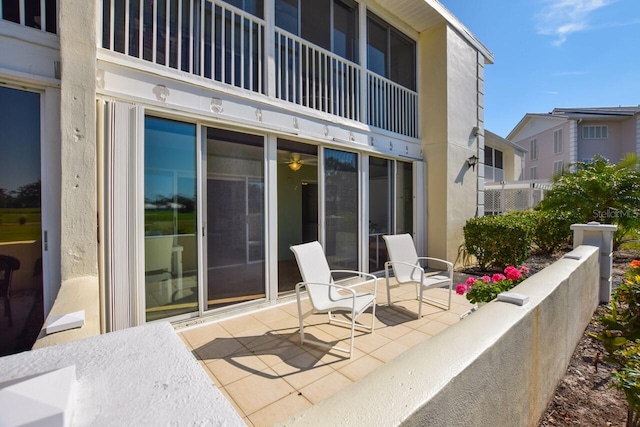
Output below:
[536,0,617,46]
[552,71,589,77]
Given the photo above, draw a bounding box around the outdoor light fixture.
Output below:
[467,155,479,171]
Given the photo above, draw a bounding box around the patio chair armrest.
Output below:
[384,260,425,273]
[330,270,378,294]
[295,281,358,309]
[416,257,454,272]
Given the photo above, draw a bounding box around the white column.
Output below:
[571,222,617,303]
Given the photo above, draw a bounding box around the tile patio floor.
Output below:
[179,280,475,426]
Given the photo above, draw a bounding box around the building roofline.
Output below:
[485,130,527,153]
[427,0,494,64]
[506,113,566,140]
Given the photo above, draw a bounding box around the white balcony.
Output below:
[100,0,419,139]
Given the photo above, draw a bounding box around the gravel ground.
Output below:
[536,248,639,427]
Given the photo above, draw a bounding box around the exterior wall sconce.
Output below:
[467,155,479,171]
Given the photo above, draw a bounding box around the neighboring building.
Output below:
[483,130,526,183]
[0,0,492,343]
[508,107,640,181]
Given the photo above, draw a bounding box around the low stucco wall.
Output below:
[33,276,100,349]
[280,245,600,426]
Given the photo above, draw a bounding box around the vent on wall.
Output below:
[54,61,61,79]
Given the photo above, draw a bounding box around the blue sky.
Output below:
[438,0,640,137]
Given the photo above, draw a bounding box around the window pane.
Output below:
[144,117,198,321]
[333,0,358,62]
[389,30,415,90]
[325,148,358,271]
[0,86,44,354]
[206,128,265,310]
[495,149,503,169]
[2,0,20,23]
[224,0,264,18]
[301,0,330,50]
[367,15,387,77]
[484,146,493,167]
[275,0,298,34]
[369,157,391,272]
[24,0,41,29]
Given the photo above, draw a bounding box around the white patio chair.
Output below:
[382,234,453,318]
[290,241,377,358]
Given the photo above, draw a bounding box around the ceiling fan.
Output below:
[279,152,317,171]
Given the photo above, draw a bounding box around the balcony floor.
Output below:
[179,280,474,426]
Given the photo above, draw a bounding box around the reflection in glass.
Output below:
[206,128,265,310]
[325,148,358,271]
[396,161,413,235]
[0,86,43,356]
[369,157,392,272]
[144,117,198,321]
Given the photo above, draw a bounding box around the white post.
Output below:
[571,222,617,303]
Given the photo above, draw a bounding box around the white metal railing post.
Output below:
[264,0,276,98]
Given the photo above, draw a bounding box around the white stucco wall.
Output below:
[422,24,483,263]
[279,244,600,426]
[2,322,244,426]
[59,0,99,280]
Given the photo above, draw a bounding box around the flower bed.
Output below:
[456,265,530,304]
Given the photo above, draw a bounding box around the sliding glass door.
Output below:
[368,157,392,272]
[0,87,44,355]
[324,148,358,271]
[144,116,199,321]
[396,161,413,235]
[205,128,265,309]
[276,139,318,293]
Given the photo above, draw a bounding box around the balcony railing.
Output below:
[275,29,360,122]
[101,0,265,94]
[367,72,418,139]
[0,0,58,34]
[101,0,418,138]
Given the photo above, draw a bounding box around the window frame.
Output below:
[366,11,416,91]
[581,125,609,140]
[275,0,359,62]
[530,138,538,161]
[553,160,564,175]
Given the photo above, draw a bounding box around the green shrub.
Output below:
[537,154,640,249]
[591,260,640,425]
[463,211,536,269]
[532,210,580,254]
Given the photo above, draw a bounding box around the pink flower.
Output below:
[492,273,506,282]
[456,284,468,295]
[480,275,492,283]
[465,277,477,286]
[506,268,522,281]
[520,265,530,273]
